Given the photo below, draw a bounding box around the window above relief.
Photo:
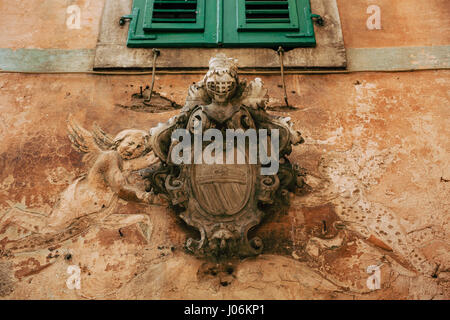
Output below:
[94,0,346,70]
[123,0,317,48]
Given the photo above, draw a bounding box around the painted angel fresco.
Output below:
[0,116,159,253]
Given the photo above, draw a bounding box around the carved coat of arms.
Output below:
[141,54,306,259]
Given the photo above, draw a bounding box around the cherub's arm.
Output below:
[122,151,160,173]
[97,152,150,203]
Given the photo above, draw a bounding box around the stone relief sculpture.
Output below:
[0,116,158,254]
[0,54,307,261]
[0,54,444,300]
[140,54,307,259]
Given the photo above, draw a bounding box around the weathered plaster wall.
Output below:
[336,0,450,48]
[0,0,105,49]
[0,0,449,299]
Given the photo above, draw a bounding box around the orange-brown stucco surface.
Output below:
[0,0,449,299]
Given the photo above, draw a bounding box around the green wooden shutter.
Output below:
[125,0,316,48]
[125,0,217,47]
[224,0,316,48]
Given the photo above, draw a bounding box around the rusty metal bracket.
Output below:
[143,48,161,106]
[119,15,133,26]
[277,46,290,108]
[311,14,324,26]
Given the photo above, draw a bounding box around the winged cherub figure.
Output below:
[0,116,158,253]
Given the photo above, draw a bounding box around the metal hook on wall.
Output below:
[143,48,161,106]
[277,46,290,109]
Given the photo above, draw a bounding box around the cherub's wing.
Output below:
[92,123,114,150]
[67,115,113,165]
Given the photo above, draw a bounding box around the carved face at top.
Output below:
[205,68,237,103]
[115,130,149,160]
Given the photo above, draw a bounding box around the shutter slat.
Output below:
[152,0,198,24]
[244,0,290,24]
[153,9,197,13]
[152,18,196,22]
[246,18,290,23]
[245,9,289,14]
[245,0,289,4]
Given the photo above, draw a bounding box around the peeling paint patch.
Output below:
[0,262,15,297]
[347,46,450,71]
[0,48,95,72]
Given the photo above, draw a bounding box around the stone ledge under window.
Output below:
[93,0,346,70]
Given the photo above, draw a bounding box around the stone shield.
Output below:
[190,163,254,217]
